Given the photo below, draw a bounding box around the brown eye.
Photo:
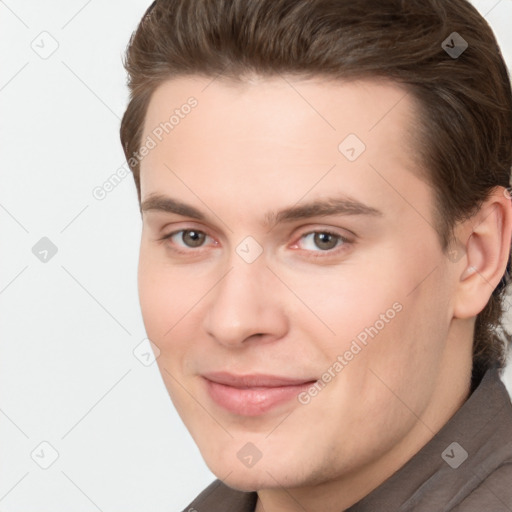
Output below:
[181,230,206,247]
[294,230,351,257]
[313,232,339,250]
[158,228,217,255]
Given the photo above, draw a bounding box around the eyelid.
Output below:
[290,229,352,252]
[291,224,354,243]
[156,220,214,239]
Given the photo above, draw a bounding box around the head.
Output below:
[120,0,512,497]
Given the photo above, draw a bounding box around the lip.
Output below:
[202,372,317,416]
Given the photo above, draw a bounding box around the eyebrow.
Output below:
[140,194,383,227]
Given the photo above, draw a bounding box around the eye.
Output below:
[295,231,349,253]
[159,229,214,250]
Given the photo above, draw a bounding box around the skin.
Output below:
[136,75,512,512]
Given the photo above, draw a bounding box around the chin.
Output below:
[224,470,310,493]
[205,449,316,492]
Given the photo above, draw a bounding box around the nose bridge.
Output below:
[219,259,259,306]
[202,248,286,346]
[211,253,266,327]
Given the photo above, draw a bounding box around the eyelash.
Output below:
[157,228,352,258]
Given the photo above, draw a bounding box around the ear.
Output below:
[452,186,512,319]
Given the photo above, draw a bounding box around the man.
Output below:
[120,0,512,510]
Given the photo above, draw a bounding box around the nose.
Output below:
[202,256,289,348]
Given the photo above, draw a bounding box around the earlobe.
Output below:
[452,186,512,320]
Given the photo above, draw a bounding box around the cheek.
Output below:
[351,266,452,416]
[276,253,407,352]
[137,248,188,346]
[137,247,214,365]
[308,242,449,372]
[137,258,196,408]
[138,256,166,339]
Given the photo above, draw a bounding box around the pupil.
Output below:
[184,230,205,247]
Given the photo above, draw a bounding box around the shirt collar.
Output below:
[347,368,512,511]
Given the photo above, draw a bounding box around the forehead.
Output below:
[139,74,430,223]
[141,74,419,167]
[143,74,416,140]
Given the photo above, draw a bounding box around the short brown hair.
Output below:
[120,0,512,389]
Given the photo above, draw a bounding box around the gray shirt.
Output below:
[182,368,512,511]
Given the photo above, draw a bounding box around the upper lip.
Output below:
[202,371,316,388]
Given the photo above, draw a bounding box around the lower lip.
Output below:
[204,378,314,416]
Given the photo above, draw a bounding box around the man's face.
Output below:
[137,75,459,490]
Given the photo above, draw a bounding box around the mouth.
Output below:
[202,372,317,416]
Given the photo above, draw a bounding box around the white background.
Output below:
[1,1,512,510]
